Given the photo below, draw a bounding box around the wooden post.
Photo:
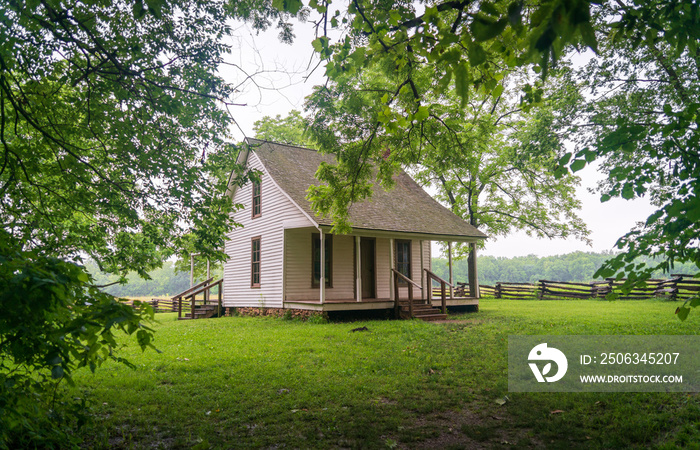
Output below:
[178,297,182,318]
[426,270,432,305]
[389,238,395,302]
[419,240,425,302]
[447,242,454,299]
[393,271,400,318]
[190,295,195,319]
[218,280,222,317]
[495,282,502,299]
[319,229,325,305]
[205,258,210,305]
[408,282,414,318]
[441,281,447,314]
[355,236,361,302]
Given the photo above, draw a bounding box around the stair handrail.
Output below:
[425,269,452,314]
[171,277,214,301]
[185,279,223,319]
[391,269,422,319]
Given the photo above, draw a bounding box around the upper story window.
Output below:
[251,237,261,288]
[312,234,332,288]
[395,240,411,284]
[252,179,261,218]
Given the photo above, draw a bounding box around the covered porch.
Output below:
[281,226,481,318]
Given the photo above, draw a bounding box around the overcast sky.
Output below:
[218,20,656,258]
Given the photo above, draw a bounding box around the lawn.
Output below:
[71,299,700,449]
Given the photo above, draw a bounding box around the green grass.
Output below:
[71,299,700,449]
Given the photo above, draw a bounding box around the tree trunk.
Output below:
[468,242,478,298]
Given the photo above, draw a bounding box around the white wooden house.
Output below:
[222,139,486,317]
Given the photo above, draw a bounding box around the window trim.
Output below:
[251,236,261,288]
[251,179,261,219]
[395,239,412,285]
[311,233,333,288]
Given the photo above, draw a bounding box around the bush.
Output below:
[0,235,155,448]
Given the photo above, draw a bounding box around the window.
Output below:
[395,240,411,284]
[251,237,261,287]
[312,234,332,287]
[252,179,261,218]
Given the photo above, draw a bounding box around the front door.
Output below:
[360,237,375,299]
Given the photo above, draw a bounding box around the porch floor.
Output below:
[283,297,478,312]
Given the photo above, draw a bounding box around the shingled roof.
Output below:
[245,139,486,241]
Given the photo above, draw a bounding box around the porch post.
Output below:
[419,240,425,299]
[355,236,361,302]
[389,238,395,301]
[320,229,325,304]
[469,241,479,298]
[448,242,454,299]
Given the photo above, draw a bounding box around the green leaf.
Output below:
[480,2,500,17]
[454,62,470,107]
[676,306,690,321]
[471,17,508,42]
[415,106,430,122]
[311,37,327,53]
[558,153,572,166]
[580,22,598,52]
[273,0,303,15]
[467,43,487,66]
[51,365,64,379]
[570,159,586,172]
[621,184,634,200]
[507,1,522,27]
[492,84,504,99]
[689,297,700,308]
[78,272,89,283]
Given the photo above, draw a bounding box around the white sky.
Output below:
[218,20,656,258]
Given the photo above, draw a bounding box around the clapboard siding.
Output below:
[284,229,355,301]
[223,153,312,308]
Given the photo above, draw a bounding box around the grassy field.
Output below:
[71,299,700,449]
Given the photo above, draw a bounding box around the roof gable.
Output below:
[245,138,487,240]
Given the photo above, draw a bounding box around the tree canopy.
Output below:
[0,0,305,444]
[290,0,700,317]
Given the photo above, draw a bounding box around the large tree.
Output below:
[563,1,700,319]
[0,0,305,444]
[292,0,700,316]
[305,59,589,293]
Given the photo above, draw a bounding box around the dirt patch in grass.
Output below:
[431,318,486,326]
[395,403,540,449]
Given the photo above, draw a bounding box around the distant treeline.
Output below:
[85,260,207,298]
[431,251,699,285]
[86,251,698,297]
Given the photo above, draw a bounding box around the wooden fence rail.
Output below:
[476,274,700,301]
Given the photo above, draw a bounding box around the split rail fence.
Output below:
[479,274,700,301]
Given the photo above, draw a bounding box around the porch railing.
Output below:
[171,277,223,319]
[425,269,453,314]
[391,269,423,319]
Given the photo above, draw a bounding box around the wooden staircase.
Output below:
[181,304,219,320]
[392,269,451,321]
[173,278,223,320]
[397,299,447,321]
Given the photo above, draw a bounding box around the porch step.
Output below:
[178,304,220,320]
[397,299,447,321]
